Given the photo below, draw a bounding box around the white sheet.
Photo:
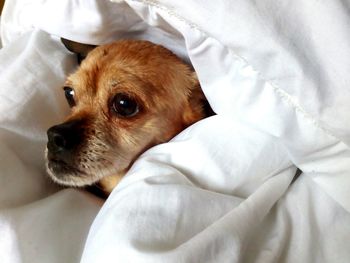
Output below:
[1,0,350,262]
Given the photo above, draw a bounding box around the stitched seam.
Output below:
[123,0,338,139]
[126,0,201,30]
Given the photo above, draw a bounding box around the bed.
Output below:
[1,0,350,262]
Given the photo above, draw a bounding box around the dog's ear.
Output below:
[182,72,213,126]
[61,38,97,64]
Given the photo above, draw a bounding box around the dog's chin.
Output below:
[45,162,100,187]
[46,168,95,187]
[45,148,105,187]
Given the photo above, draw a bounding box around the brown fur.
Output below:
[46,40,206,195]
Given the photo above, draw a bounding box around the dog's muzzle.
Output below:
[46,120,85,176]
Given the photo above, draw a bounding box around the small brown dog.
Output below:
[45,39,207,195]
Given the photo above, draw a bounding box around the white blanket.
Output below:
[1,0,350,262]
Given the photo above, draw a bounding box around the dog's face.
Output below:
[46,40,205,188]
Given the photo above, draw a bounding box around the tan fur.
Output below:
[46,40,206,195]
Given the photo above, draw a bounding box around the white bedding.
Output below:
[1,0,350,262]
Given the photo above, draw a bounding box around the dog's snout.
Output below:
[47,120,84,153]
[51,130,66,149]
[47,127,70,151]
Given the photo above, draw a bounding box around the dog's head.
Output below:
[46,40,205,188]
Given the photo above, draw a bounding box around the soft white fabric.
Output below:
[1,0,350,262]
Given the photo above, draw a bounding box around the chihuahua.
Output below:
[45,39,207,195]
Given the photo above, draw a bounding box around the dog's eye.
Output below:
[112,93,139,117]
[63,86,75,107]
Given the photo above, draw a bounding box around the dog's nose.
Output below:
[47,120,83,153]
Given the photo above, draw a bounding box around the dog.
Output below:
[45,39,208,195]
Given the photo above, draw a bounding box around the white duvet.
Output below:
[1,0,350,262]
